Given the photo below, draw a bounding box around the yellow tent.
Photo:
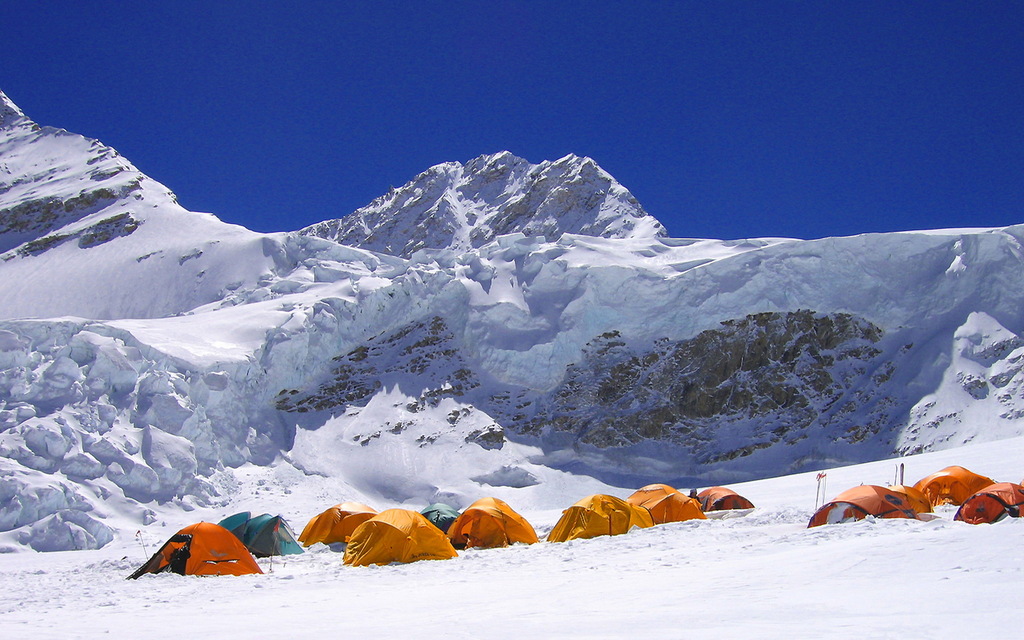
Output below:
[343,509,458,566]
[913,466,995,506]
[887,484,933,514]
[446,497,539,549]
[547,494,655,542]
[298,502,378,546]
[626,484,707,524]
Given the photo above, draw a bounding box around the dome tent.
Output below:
[913,466,995,506]
[420,503,461,534]
[626,484,706,524]
[808,485,919,528]
[128,522,262,579]
[547,494,654,542]
[697,486,755,512]
[218,511,251,538]
[218,512,303,558]
[298,502,378,546]
[242,514,303,557]
[446,497,538,549]
[344,509,458,566]
[954,482,1024,524]
[886,485,933,514]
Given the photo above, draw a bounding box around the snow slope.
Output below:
[0,435,1020,640]
[0,89,277,320]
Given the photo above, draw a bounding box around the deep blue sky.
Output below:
[3,3,1023,240]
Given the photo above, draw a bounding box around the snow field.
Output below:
[1,436,1021,639]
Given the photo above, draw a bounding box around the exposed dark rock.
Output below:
[275,316,480,414]
[513,310,896,465]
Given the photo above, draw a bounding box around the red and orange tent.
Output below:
[808,485,919,528]
[954,482,1024,524]
[128,522,262,579]
[446,497,538,549]
[697,486,755,512]
[913,466,995,506]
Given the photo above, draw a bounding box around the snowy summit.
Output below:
[300,151,666,257]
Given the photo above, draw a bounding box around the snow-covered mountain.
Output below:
[300,151,666,257]
[2,88,1024,553]
[0,90,282,321]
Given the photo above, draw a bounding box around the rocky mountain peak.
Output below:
[0,90,28,128]
[299,151,666,257]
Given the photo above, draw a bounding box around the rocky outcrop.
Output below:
[275,315,482,416]
[510,311,903,475]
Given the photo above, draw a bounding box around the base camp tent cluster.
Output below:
[125,469,1024,576]
[808,465,1024,528]
[127,483,755,577]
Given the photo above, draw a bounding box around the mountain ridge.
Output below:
[300,150,666,257]
[2,89,1024,552]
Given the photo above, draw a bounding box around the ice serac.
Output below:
[299,151,666,257]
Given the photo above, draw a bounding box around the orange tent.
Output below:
[626,484,706,524]
[343,509,458,566]
[697,486,755,512]
[298,502,378,546]
[547,494,655,542]
[887,484,933,514]
[808,485,919,528]
[128,522,263,579]
[954,482,1024,524]
[913,466,995,506]
[446,497,539,549]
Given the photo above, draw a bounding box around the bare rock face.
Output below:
[513,310,900,474]
[270,309,905,479]
[275,315,482,416]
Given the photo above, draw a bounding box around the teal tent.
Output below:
[218,511,251,538]
[218,512,304,558]
[420,503,460,534]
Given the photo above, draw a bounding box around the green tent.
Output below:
[218,512,304,558]
[420,503,460,534]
